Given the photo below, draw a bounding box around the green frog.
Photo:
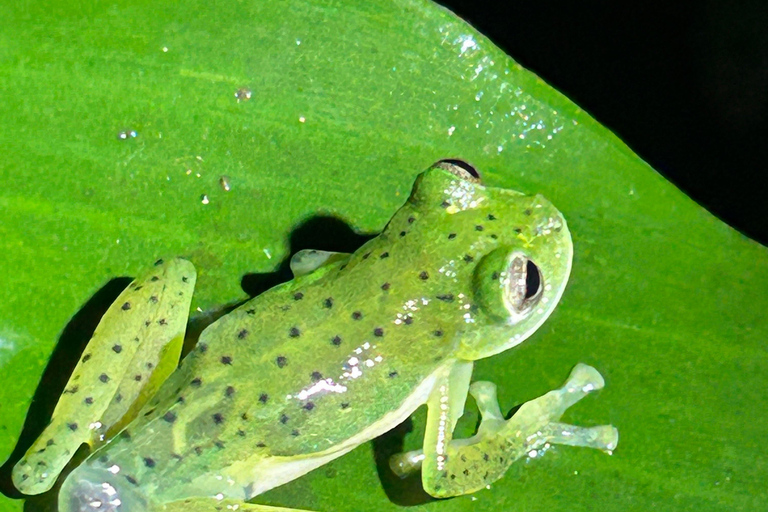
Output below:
[12,160,617,511]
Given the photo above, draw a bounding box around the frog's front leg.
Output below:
[289,250,349,277]
[393,363,618,498]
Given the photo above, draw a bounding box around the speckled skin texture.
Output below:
[12,258,196,496]
[14,162,618,512]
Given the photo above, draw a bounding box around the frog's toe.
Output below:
[59,468,147,512]
[540,422,619,453]
[389,448,425,478]
[468,381,504,422]
[567,363,605,393]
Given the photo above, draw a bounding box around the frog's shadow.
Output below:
[0,277,133,509]
[1,215,431,509]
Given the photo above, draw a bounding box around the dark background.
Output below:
[439,0,768,246]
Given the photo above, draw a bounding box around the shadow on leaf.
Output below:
[0,277,132,502]
[241,215,376,297]
[372,416,437,507]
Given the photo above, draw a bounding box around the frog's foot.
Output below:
[416,363,618,498]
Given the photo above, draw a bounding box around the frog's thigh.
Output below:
[160,497,315,512]
[419,363,619,498]
[289,250,349,277]
[12,258,196,496]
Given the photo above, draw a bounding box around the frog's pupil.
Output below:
[525,260,541,299]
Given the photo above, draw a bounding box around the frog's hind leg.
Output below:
[411,363,618,498]
[12,258,196,495]
[160,498,316,512]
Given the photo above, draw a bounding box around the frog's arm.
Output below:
[391,364,619,497]
[289,250,349,277]
[12,258,196,495]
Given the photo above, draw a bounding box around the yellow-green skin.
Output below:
[14,162,618,512]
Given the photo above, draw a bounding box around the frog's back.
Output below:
[67,165,569,508]
[83,202,488,504]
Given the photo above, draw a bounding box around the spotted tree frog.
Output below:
[12,161,618,512]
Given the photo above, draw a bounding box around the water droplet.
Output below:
[162,46,169,53]
[219,176,231,192]
[235,88,252,102]
[201,194,210,205]
[298,116,306,123]
[117,130,137,140]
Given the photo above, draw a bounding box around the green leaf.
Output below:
[1,1,766,511]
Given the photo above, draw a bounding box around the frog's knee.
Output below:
[13,442,72,494]
[12,458,43,494]
[59,468,147,512]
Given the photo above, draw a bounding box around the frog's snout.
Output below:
[59,469,144,512]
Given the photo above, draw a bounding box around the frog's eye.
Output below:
[432,159,481,183]
[508,255,543,313]
[473,247,544,323]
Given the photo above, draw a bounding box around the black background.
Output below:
[438,0,768,246]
